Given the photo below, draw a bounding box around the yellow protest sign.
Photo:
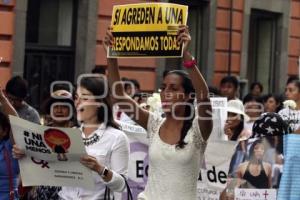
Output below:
[108,3,188,58]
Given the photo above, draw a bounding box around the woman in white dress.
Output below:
[105,25,212,200]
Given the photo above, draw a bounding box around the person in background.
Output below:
[263,94,283,113]
[122,77,140,97]
[225,100,251,176]
[224,100,251,141]
[243,94,264,131]
[249,82,263,98]
[279,80,300,132]
[0,87,19,200]
[132,93,148,105]
[219,76,240,101]
[286,75,299,85]
[5,76,40,124]
[42,90,76,127]
[13,89,76,200]
[105,25,212,200]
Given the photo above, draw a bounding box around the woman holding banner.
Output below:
[0,87,19,200]
[58,75,130,200]
[105,25,212,200]
[13,89,76,200]
[13,79,130,200]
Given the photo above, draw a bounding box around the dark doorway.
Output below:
[24,0,78,110]
[247,9,279,93]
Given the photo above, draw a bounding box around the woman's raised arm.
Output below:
[104,27,150,129]
[178,25,212,141]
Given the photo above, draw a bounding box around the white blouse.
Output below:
[59,124,130,200]
[138,113,207,200]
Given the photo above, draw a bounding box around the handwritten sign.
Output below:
[209,97,228,141]
[211,97,227,109]
[234,188,277,200]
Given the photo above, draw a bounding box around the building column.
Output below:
[74,0,99,80]
[12,0,27,77]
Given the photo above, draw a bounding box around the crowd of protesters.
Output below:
[0,25,298,200]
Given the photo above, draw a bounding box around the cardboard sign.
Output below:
[18,157,94,189]
[197,140,237,200]
[9,115,86,162]
[9,115,94,188]
[108,3,188,58]
[209,97,228,141]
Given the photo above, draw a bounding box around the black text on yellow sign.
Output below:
[109,32,181,57]
[112,6,184,27]
[108,3,188,58]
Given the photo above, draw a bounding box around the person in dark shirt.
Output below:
[236,139,272,188]
[5,76,40,124]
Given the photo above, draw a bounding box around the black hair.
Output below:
[263,94,283,113]
[220,76,239,89]
[133,92,148,104]
[165,70,195,149]
[287,75,299,85]
[79,76,119,129]
[287,79,300,92]
[230,115,244,141]
[5,76,28,99]
[0,112,10,141]
[122,78,140,89]
[52,84,73,93]
[243,94,263,105]
[91,66,106,75]
[121,77,131,91]
[208,86,220,97]
[249,139,264,160]
[250,82,263,92]
[133,93,142,100]
[163,70,170,78]
[130,79,140,90]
